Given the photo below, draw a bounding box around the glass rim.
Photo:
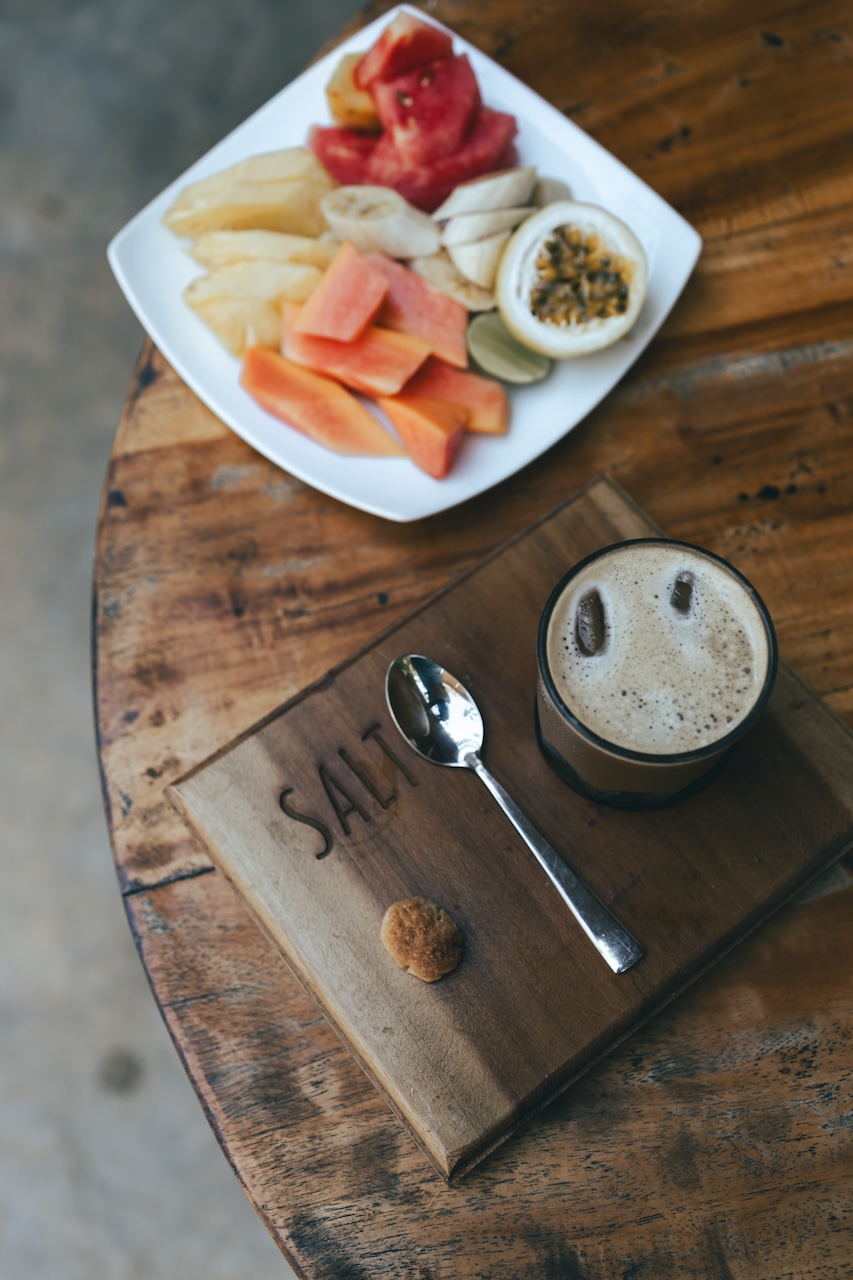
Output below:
[537,537,779,765]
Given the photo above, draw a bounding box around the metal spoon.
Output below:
[385,654,644,975]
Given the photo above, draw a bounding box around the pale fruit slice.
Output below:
[320,185,440,259]
[164,148,335,220]
[467,311,553,384]
[184,260,322,304]
[184,260,323,354]
[408,251,496,311]
[447,230,511,290]
[189,230,337,270]
[163,178,332,239]
[495,200,649,359]
[432,166,538,219]
[198,147,334,188]
[186,295,283,355]
[441,207,533,247]
[325,53,381,131]
[166,147,335,202]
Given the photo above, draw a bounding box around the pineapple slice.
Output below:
[184,260,323,354]
[325,54,381,131]
[189,229,337,270]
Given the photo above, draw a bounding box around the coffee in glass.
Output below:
[536,538,778,807]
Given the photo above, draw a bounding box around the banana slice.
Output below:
[441,206,533,247]
[531,175,573,207]
[320,185,440,259]
[408,251,496,311]
[432,166,538,220]
[447,230,512,290]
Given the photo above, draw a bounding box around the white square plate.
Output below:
[108,4,701,523]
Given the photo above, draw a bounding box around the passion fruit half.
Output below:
[495,201,648,358]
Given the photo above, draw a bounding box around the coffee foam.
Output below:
[546,543,771,754]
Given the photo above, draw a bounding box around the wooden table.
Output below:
[94,1,853,1274]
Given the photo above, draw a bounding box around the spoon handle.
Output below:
[466,754,644,974]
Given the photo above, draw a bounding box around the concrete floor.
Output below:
[0,1,359,1275]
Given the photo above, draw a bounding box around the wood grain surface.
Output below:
[94,0,853,1274]
[170,478,853,1179]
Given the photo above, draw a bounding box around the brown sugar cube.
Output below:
[380,897,463,983]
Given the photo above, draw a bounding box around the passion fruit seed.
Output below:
[530,226,632,327]
[495,201,649,360]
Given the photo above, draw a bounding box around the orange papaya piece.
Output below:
[402,356,508,434]
[241,347,404,456]
[365,252,469,368]
[282,302,430,396]
[377,393,468,479]
[295,240,388,342]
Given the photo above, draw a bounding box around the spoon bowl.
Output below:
[386,654,483,766]
[385,654,644,974]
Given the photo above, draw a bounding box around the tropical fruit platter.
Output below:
[110,4,700,519]
[160,9,653,482]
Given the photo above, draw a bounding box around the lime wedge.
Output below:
[467,311,553,384]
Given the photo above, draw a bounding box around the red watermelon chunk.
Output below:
[366,252,469,369]
[307,124,378,185]
[371,54,481,168]
[417,107,518,189]
[354,12,454,89]
[364,108,519,211]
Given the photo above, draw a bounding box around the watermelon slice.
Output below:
[366,252,469,369]
[307,124,379,185]
[365,108,519,211]
[354,12,454,89]
[295,241,388,342]
[241,347,404,456]
[371,55,481,169]
[282,302,431,396]
[377,394,468,478]
[403,357,509,434]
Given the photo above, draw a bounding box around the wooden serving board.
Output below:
[169,476,853,1180]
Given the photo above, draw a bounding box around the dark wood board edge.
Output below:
[168,771,853,1182]
[166,476,853,1179]
[165,473,648,795]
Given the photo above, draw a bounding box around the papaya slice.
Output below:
[295,240,388,342]
[366,252,469,369]
[403,357,509,434]
[377,393,468,479]
[282,303,431,397]
[241,347,404,456]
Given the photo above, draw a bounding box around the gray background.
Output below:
[1,1,359,1275]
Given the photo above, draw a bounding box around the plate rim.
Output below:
[107,2,702,523]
